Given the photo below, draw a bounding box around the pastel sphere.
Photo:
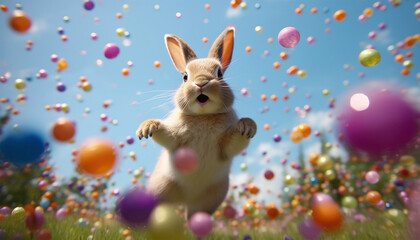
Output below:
[188,212,213,238]
[365,170,380,184]
[298,219,321,240]
[341,196,358,209]
[359,49,381,67]
[56,208,67,220]
[311,193,334,206]
[148,204,184,240]
[173,148,199,173]
[278,27,300,48]
[77,138,118,176]
[104,43,120,59]
[117,188,158,227]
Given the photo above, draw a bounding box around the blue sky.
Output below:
[1,0,419,205]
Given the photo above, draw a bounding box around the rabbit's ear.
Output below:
[208,27,235,73]
[165,34,197,74]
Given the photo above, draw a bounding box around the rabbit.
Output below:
[136,27,257,218]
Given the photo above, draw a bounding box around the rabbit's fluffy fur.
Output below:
[137,28,256,218]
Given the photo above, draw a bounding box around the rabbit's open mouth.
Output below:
[197,94,209,105]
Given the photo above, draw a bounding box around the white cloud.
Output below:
[405,86,420,112]
[29,19,49,34]
[375,29,392,46]
[304,111,334,131]
[226,7,241,18]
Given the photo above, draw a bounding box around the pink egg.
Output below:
[365,170,380,184]
[103,43,120,59]
[278,27,300,48]
[307,36,315,44]
[174,148,199,173]
[188,212,213,238]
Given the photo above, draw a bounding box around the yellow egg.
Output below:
[317,155,333,171]
[285,174,296,185]
[14,79,26,90]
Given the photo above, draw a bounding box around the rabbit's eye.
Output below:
[217,68,223,79]
[183,72,188,82]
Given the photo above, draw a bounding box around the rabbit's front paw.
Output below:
[236,118,257,138]
[137,119,161,139]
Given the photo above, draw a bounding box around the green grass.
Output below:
[0,212,410,240]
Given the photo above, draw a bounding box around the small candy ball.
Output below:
[148,204,184,240]
[11,207,25,220]
[312,202,343,232]
[188,212,213,238]
[317,155,333,171]
[278,27,300,48]
[297,124,311,138]
[285,174,295,185]
[366,190,382,205]
[365,170,380,184]
[56,208,67,220]
[223,205,236,219]
[57,58,68,71]
[400,155,415,166]
[298,218,321,240]
[52,117,76,142]
[104,43,120,59]
[0,130,45,165]
[14,79,26,90]
[273,134,282,143]
[341,196,358,209]
[333,10,346,22]
[36,229,52,240]
[290,130,304,143]
[84,0,95,11]
[311,193,334,206]
[77,138,118,176]
[9,10,31,33]
[359,49,381,67]
[173,148,199,174]
[264,170,275,180]
[117,188,158,227]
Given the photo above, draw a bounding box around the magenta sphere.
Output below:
[298,218,321,240]
[0,207,11,215]
[188,212,213,238]
[104,43,120,59]
[278,27,300,48]
[307,36,315,44]
[117,188,158,227]
[174,148,199,173]
[25,211,45,231]
[56,208,67,220]
[310,193,334,207]
[365,170,380,184]
[338,83,419,156]
[264,169,275,180]
[84,0,95,10]
[223,205,236,219]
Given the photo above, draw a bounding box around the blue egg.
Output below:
[40,198,50,209]
[310,177,319,185]
[385,202,393,209]
[0,130,45,166]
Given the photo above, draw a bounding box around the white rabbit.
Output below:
[137,27,256,218]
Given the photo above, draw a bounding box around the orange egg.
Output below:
[245,46,252,53]
[230,0,241,8]
[91,191,100,200]
[366,190,381,205]
[363,8,373,17]
[266,204,279,219]
[280,52,288,60]
[205,4,211,10]
[154,61,161,68]
[333,10,346,22]
[290,130,303,143]
[261,94,268,101]
[1,5,8,12]
[287,66,298,75]
[57,58,68,71]
[52,117,76,142]
[395,54,404,63]
[311,7,318,14]
[312,202,343,232]
[309,153,319,165]
[77,139,117,176]
[273,61,281,69]
[271,95,278,101]
[202,37,208,44]
[9,10,31,33]
[401,68,410,76]
[122,68,130,76]
[295,8,303,15]
[264,124,270,131]
[297,124,311,138]
[248,184,260,194]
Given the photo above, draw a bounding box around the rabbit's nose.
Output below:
[195,81,208,88]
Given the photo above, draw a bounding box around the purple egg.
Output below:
[57,82,66,92]
[368,31,377,40]
[0,207,11,215]
[117,188,158,227]
[104,43,120,59]
[84,0,95,11]
[273,134,282,143]
[56,208,67,220]
[298,218,321,240]
[338,83,419,156]
[188,212,213,238]
[278,27,300,48]
[126,136,134,145]
[378,23,387,30]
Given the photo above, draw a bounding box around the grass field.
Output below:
[0,211,410,240]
